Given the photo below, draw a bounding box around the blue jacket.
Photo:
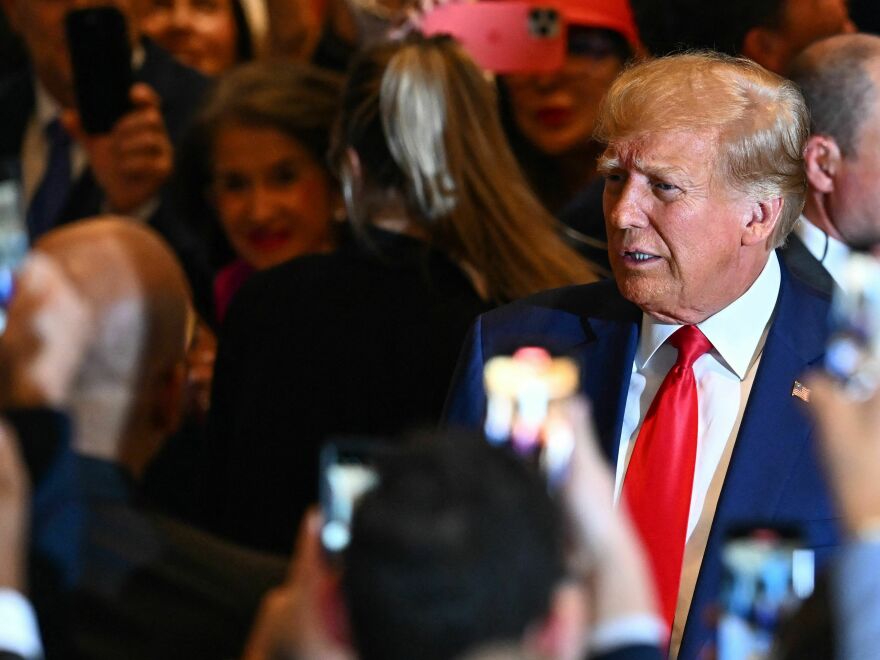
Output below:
[445,255,842,657]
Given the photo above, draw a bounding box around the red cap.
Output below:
[555,0,641,51]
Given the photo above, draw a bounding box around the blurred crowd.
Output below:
[0,0,880,658]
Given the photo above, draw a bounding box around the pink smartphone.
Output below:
[420,1,565,74]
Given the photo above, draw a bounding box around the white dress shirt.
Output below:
[0,590,43,659]
[613,252,782,657]
[794,214,850,289]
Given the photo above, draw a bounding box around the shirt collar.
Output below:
[34,79,62,130]
[637,252,781,380]
[794,214,850,288]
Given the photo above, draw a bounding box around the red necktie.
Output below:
[622,325,712,631]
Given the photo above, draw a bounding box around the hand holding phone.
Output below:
[61,83,173,214]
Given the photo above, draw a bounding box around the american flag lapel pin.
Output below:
[791,380,811,402]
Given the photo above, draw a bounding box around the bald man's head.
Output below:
[789,34,880,250]
[789,33,880,156]
[35,217,191,471]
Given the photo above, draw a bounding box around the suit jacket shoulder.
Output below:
[780,233,836,298]
[444,279,640,440]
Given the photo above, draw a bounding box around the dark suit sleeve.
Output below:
[442,315,489,430]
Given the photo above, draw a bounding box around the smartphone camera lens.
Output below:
[528,8,560,39]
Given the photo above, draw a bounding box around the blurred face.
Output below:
[506,28,625,156]
[772,0,855,72]
[832,85,880,250]
[211,124,334,270]
[138,0,238,76]
[3,0,137,107]
[601,130,764,324]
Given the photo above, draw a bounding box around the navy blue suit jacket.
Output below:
[445,255,842,657]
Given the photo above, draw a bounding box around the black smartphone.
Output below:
[319,440,386,557]
[65,6,133,134]
[717,525,815,660]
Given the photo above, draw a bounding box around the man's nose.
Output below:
[605,181,649,230]
[531,67,564,91]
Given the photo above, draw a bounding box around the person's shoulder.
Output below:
[777,250,835,317]
[140,38,208,92]
[486,278,637,328]
[138,39,210,137]
[471,279,638,352]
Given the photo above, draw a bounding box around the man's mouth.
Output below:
[621,250,660,264]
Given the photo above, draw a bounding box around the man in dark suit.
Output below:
[0,0,211,302]
[784,34,880,292]
[446,53,841,658]
[14,217,286,659]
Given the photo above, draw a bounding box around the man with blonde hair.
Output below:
[447,52,840,657]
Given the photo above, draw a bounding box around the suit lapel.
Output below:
[576,313,640,464]
[680,262,832,657]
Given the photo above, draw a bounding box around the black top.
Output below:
[203,226,490,553]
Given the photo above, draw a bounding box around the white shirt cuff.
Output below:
[589,613,666,654]
[0,590,43,659]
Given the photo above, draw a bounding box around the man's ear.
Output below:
[524,584,589,660]
[741,26,786,74]
[152,360,187,438]
[743,196,784,247]
[804,134,842,194]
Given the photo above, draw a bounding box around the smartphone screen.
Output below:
[717,526,815,660]
[825,252,880,398]
[483,347,579,486]
[65,7,134,134]
[319,441,384,555]
[0,162,28,333]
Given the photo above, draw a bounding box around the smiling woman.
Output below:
[173,61,343,324]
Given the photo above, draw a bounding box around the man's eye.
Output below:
[653,182,677,192]
[603,172,624,183]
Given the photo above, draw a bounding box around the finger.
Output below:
[129,82,161,109]
[115,157,172,181]
[111,109,167,142]
[113,136,170,162]
[59,109,87,145]
[287,508,324,584]
[804,372,850,423]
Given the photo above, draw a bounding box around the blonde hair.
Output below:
[332,36,596,302]
[594,51,808,248]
